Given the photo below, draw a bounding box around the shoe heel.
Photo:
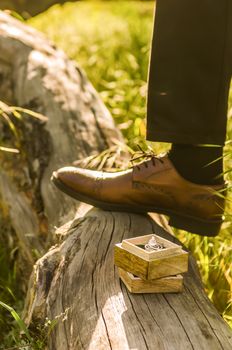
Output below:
[169,214,222,237]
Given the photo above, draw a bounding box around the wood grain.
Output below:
[118,268,183,294]
[115,243,189,280]
[0,10,125,284]
[24,210,232,350]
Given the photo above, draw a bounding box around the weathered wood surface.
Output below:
[24,210,232,350]
[115,243,188,280]
[0,11,125,283]
[118,268,183,294]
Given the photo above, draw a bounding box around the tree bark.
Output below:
[0,11,231,349]
[24,210,232,350]
[0,11,125,285]
[0,0,78,17]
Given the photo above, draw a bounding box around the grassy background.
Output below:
[31,1,154,149]
[0,0,231,347]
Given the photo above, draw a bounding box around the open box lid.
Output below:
[121,234,183,261]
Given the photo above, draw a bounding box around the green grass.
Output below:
[0,1,231,346]
[29,1,154,149]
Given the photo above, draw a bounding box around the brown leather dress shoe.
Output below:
[51,155,226,236]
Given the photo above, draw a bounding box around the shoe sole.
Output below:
[51,175,222,237]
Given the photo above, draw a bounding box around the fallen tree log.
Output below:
[0,10,125,285]
[0,10,231,350]
[24,210,232,350]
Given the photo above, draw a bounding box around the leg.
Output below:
[52,1,229,236]
[147,0,232,145]
[147,0,232,186]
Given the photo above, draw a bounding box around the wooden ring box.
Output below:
[118,268,183,294]
[114,234,188,293]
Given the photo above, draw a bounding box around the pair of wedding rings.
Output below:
[145,235,164,252]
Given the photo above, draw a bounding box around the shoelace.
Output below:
[130,145,165,171]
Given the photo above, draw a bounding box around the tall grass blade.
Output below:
[0,301,33,343]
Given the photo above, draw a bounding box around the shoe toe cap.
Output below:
[52,166,101,195]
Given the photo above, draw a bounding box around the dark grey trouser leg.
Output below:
[146,0,232,145]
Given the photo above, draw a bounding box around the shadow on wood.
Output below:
[24,209,232,350]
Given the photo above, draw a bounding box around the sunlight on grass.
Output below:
[28,0,232,328]
[29,1,154,149]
